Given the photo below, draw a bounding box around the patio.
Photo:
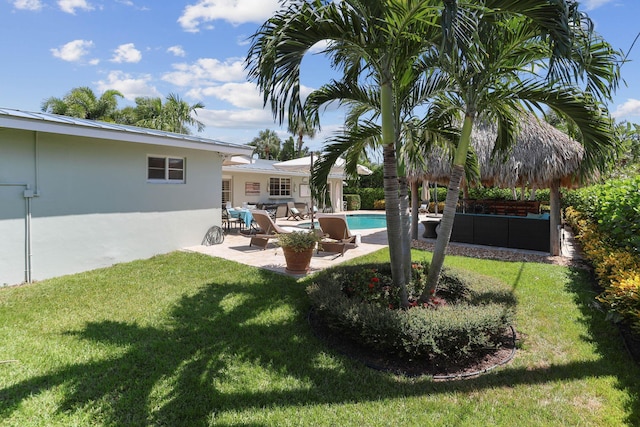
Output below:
[184,211,582,275]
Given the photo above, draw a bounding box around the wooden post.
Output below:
[549,179,561,256]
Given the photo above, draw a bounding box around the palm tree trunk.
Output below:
[421,113,475,300]
[380,81,408,306]
[410,180,419,240]
[398,175,412,282]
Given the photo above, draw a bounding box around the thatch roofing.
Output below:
[409,114,585,189]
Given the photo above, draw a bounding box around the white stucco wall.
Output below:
[223,169,343,212]
[0,129,222,286]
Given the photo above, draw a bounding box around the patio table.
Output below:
[228,208,254,228]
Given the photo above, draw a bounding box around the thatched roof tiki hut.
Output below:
[409,114,586,255]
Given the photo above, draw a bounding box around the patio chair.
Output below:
[316,214,358,256]
[222,207,242,231]
[248,209,292,250]
[298,204,317,218]
[286,201,305,220]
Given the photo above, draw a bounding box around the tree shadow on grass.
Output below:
[1,265,639,425]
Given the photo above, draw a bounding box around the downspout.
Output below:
[0,183,33,283]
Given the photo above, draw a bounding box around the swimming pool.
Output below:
[298,213,387,230]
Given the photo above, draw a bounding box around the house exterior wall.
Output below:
[0,129,222,286]
[222,169,343,212]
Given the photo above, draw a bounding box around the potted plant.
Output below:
[278,231,322,274]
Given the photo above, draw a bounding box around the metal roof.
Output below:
[223,158,345,179]
[0,107,253,156]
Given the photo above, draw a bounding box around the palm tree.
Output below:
[163,93,205,134]
[419,1,622,300]
[41,86,123,121]
[249,129,282,160]
[122,93,205,135]
[248,0,446,303]
[287,114,316,157]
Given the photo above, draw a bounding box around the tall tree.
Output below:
[41,86,123,121]
[249,129,282,160]
[130,93,205,135]
[288,114,317,156]
[247,0,446,303]
[420,0,622,299]
[279,136,297,161]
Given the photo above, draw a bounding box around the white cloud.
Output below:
[613,99,640,119]
[58,0,93,14]
[95,71,161,100]
[581,0,616,11]
[197,107,274,129]
[111,43,142,63]
[309,40,331,54]
[50,39,94,62]
[162,57,246,86]
[167,45,186,57]
[178,0,281,33]
[13,0,43,11]
[188,82,263,109]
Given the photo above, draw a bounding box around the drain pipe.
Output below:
[0,183,33,283]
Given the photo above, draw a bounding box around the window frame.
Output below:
[147,155,186,184]
[268,177,291,197]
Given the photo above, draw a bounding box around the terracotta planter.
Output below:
[282,246,314,274]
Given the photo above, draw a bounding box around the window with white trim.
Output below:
[222,179,231,205]
[147,156,185,183]
[269,177,291,197]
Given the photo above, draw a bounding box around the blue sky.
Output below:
[1,0,639,152]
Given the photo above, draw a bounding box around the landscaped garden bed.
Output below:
[307,262,517,377]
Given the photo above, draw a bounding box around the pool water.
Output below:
[298,213,387,230]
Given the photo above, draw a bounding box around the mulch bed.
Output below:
[308,310,517,380]
[306,238,639,378]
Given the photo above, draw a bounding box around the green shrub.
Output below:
[307,263,515,363]
[343,188,385,209]
[566,176,640,254]
[565,207,640,332]
[345,194,361,210]
[373,199,385,209]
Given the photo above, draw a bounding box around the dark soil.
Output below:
[619,323,640,365]
[308,310,517,380]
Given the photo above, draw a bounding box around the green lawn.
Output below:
[0,249,638,426]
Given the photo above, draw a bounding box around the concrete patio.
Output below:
[184,211,390,276]
[183,211,582,276]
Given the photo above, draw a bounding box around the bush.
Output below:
[345,194,361,210]
[343,188,385,209]
[565,207,640,333]
[566,176,640,254]
[307,263,515,363]
[373,199,385,209]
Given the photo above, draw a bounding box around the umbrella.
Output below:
[274,156,373,176]
[222,155,252,166]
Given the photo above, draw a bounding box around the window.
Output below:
[147,156,185,183]
[269,177,291,197]
[222,179,231,205]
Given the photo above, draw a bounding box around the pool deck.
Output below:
[184,211,390,277]
[183,210,581,277]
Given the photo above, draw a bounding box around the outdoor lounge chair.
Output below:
[286,202,305,220]
[316,214,358,256]
[248,209,292,249]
